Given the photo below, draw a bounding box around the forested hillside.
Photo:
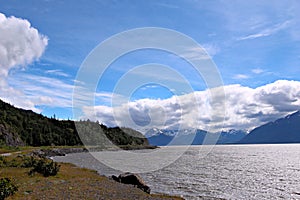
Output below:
[0,99,148,147]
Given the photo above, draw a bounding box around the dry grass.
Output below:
[1,161,183,200]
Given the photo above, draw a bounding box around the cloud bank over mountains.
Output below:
[85,80,300,132]
[0,13,48,111]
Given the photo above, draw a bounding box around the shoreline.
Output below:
[30,145,158,157]
[1,146,184,200]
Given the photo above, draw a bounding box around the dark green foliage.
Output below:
[0,99,149,147]
[0,155,59,177]
[6,158,20,168]
[0,100,82,146]
[0,155,31,168]
[0,178,18,200]
[1,155,36,168]
[20,155,37,168]
[29,158,60,177]
[0,156,6,167]
[105,127,147,146]
[75,121,148,147]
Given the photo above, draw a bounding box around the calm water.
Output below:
[53,144,300,200]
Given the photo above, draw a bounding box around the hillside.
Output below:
[238,111,300,144]
[0,99,149,147]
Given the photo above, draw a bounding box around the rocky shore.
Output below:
[31,147,88,157]
[33,147,157,195]
[31,145,157,158]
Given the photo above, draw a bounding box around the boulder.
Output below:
[112,172,151,194]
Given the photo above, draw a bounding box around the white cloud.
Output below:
[45,69,70,77]
[0,13,48,110]
[180,46,212,61]
[82,80,300,133]
[238,20,291,40]
[8,74,74,108]
[140,85,159,90]
[201,43,220,57]
[233,74,250,80]
[179,43,220,61]
[35,96,54,105]
[0,80,39,112]
[0,13,48,76]
[9,72,125,110]
[252,68,264,74]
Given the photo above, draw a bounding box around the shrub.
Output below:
[0,178,18,200]
[6,157,20,167]
[0,156,7,167]
[29,158,60,177]
[20,156,37,168]
[0,155,35,168]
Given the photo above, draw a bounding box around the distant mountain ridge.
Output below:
[238,111,300,144]
[147,111,300,145]
[146,128,246,146]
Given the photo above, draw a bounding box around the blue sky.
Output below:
[1,0,300,131]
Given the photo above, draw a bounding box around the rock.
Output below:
[0,124,25,146]
[30,150,46,158]
[112,172,151,194]
[31,148,88,158]
[111,175,119,182]
[42,149,66,157]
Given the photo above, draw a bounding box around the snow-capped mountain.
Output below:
[145,128,246,146]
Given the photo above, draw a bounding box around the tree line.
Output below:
[0,99,148,147]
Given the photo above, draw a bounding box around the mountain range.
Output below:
[238,111,300,144]
[146,111,300,145]
[146,128,246,146]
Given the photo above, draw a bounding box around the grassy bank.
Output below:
[0,148,182,200]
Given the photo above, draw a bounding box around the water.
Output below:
[53,144,300,199]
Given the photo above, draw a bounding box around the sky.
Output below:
[1,0,300,132]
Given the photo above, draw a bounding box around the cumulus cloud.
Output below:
[0,13,48,110]
[0,13,48,76]
[82,80,300,133]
